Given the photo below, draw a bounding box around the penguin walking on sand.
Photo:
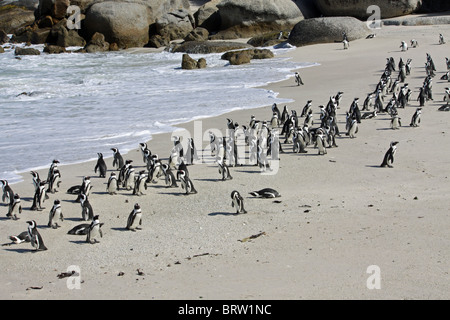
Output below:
[30,181,46,211]
[111,148,124,170]
[7,193,22,220]
[343,39,349,50]
[1,179,14,206]
[218,160,233,181]
[126,203,142,231]
[48,199,63,229]
[177,169,197,195]
[74,176,92,202]
[316,132,328,155]
[124,165,136,191]
[186,138,198,165]
[439,34,446,45]
[390,115,402,130]
[119,160,132,187]
[139,143,149,164]
[80,193,94,221]
[231,190,247,214]
[345,113,359,138]
[133,170,148,195]
[400,41,408,52]
[162,164,178,188]
[381,141,399,168]
[46,160,60,186]
[27,220,47,251]
[106,172,119,195]
[410,108,422,127]
[86,215,103,244]
[94,153,107,178]
[47,169,61,194]
[295,72,304,86]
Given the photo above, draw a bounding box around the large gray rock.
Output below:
[1,0,39,10]
[0,7,35,34]
[214,0,304,39]
[193,0,221,32]
[154,8,194,42]
[84,31,109,52]
[288,16,371,47]
[15,47,41,55]
[315,0,421,19]
[169,40,253,54]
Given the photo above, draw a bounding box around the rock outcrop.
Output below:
[315,0,421,19]
[0,6,35,34]
[288,16,371,47]
[15,47,41,55]
[84,32,109,53]
[169,40,253,54]
[181,53,206,69]
[221,48,274,65]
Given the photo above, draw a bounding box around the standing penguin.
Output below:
[79,193,94,221]
[295,72,304,86]
[75,176,92,202]
[47,169,61,194]
[346,113,359,138]
[177,169,197,195]
[133,170,148,195]
[343,39,349,50]
[94,153,107,178]
[400,41,408,51]
[124,165,136,191]
[86,215,103,244]
[218,160,233,181]
[231,190,247,214]
[48,199,63,229]
[119,160,133,187]
[106,172,119,195]
[186,138,198,165]
[161,164,178,188]
[27,220,47,251]
[46,160,60,186]
[1,180,14,206]
[417,87,426,106]
[316,132,328,155]
[381,141,399,168]
[7,193,22,220]
[30,181,46,211]
[410,108,422,127]
[390,115,402,130]
[126,203,142,231]
[111,148,124,170]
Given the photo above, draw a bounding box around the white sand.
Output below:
[1,22,449,300]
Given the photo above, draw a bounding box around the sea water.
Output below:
[0,41,317,184]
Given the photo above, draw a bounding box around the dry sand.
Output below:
[1,22,449,300]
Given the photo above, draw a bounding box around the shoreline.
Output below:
[1,23,449,300]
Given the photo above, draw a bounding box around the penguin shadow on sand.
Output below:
[208,211,242,216]
[3,247,37,254]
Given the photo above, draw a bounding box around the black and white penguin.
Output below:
[231,190,247,214]
[361,110,377,120]
[439,33,446,45]
[86,215,103,244]
[133,170,148,195]
[118,160,132,187]
[48,199,63,229]
[111,148,124,170]
[294,72,304,86]
[400,41,408,51]
[106,172,119,195]
[272,103,281,120]
[381,141,399,168]
[410,39,418,48]
[27,220,47,251]
[343,39,349,50]
[30,171,42,193]
[74,176,92,202]
[177,169,197,195]
[67,223,91,235]
[126,203,142,231]
[390,115,402,130]
[292,128,308,153]
[124,165,136,191]
[346,113,359,138]
[46,159,60,186]
[249,188,281,198]
[94,153,107,178]
[1,179,14,206]
[410,108,422,127]
[7,193,22,220]
[161,163,178,188]
[316,132,328,155]
[139,143,149,164]
[8,231,30,244]
[301,100,312,117]
[47,169,61,194]
[186,138,198,165]
[30,181,46,211]
[218,160,233,181]
[79,193,94,221]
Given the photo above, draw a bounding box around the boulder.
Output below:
[109,42,119,51]
[315,0,421,19]
[0,47,4,53]
[193,0,221,32]
[31,27,51,44]
[288,16,371,47]
[169,40,253,54]
[181,53,207,69]
[0,29,10,44]
[56,27,86,47]
[155,8,194,42]
[419,0,450,12]
[214,0,304,39]
[247,31,288,47]
[183,27,209,42]
[146,34,169,48]
[43,44,66,53]
[1,0,40,11]
[0,7,36,34]
[84,32,109,53]
[53,0,70,19]
[14,47,41,55]
[221,48,274,65]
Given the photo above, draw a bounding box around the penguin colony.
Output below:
[2,34,449,252]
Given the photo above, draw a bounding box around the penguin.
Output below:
[349,97,362,123]
[272,103,281,120]
[381,141,399,168]
[94,153,107,178]
[8,231,31,244]
[343,39,349,50]
[361,110,377,119]
[161,163,178,188]
[439,102,450,111]
[294,72,304,86]
[86,215,103,244]
[316,132,328,155]
[400,41,408,52]
[75,176,92,202]
[390,115,402,130]
[124,165,135,191]
[1,179,14,206]
[126,203,142,231]
[133,170,148,195]
[301,100,312,117]
[346,114,358,138]
[48,199,63,229]
[410,39,418,48]
[439,33,445,45]
[231,190,247,214]
[410,108,422,127]
[270,112,280,128]
[67,223,92,235]
[30,181,46,211]
[106,172,119,195]
[186,138,198,165]
[30,171,42,193]
[7,193,22,220]
[292,128,308,153]
[111,148,124,170]
[79,193,94,221]
[119,160,133,187]
[366,34,376,39]
[217,160,233,181]
[27,220,47,251]
[47,159,60,185]
[417,87,426,107]
[147,155,163,183]
[47,169,61,194]
[177,169,197,195]
[249,188,281,198]
[139,143,149,163]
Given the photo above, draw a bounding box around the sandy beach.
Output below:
[0,21,449,300]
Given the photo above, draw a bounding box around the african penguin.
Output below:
[94,153,107,178]
[48,199,63,229]
[410,108,422,127]
[126,203,142,231]
[231,190,247,214]
[86,215,103,244]
[27,220,48,251]
[106,172,119,195]
[381,141,399,168]
[111,148,124,170]
[249,188,281,198]
[7,193,22,220]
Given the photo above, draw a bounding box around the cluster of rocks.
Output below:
[1,0,449,63]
